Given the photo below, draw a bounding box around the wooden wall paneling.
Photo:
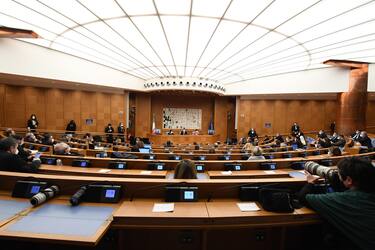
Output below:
[135,94,151,137]
[110,93,126,128]
[214,97,228,141]
[367,100,375,129]
[0,84,5,127]
[258,100,274,136]
[96,92,111,131]
[237,99,249,138]
[307,101,323,132]
[5,85,25,128]
[273,100,287,134]
[325,100,337,130]
[24,86,46,129]
[63,90,81,130]
[45,88,64,130]
[249,100,263,133]
[80,91,97,132]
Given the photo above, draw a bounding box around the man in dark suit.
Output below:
[180,128,188,135]
[291,122,300,135]
[105,123,114,143]
[0,137,40,172]
[248,128,257,139]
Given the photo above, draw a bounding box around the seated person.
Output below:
[0,137,40,172]
[352,130,361,141]
[4,128,15,137]
[54,142,81,156]
[328,146,342,156]
[299,158,375,250]
[316,130,332,148]
[11,134,31,161]
[330,133,346,148]
[242,138,255,152]
[167,129,174,135]
[358,131,373,149]
[275,133,284,143]
[41,133,55,145]
[192,129,199,135]
[174,159,197,179]
[131,140,144,152]
[24,132,39,143]
[248,146,265,160]
[180,128,188,135]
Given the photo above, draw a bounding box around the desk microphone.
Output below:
[30,185,60,206]
[70,186,87,206]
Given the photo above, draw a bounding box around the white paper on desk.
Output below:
[30,150,38,155]
[152,203,174,212]
[221,171,232,175]
[264,170,276,174]
[98,169,111,173]
[237,202,260,212]
[141,170,152,175]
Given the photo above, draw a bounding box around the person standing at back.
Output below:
[117,122,125,142]
[27,114,39,132]
[105,123,114,143]
[291,122,300,136]
[66,120,77,135]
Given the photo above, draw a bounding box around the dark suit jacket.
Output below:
[0,151,39,172]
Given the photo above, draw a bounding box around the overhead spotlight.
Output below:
[173,81,177,86]
[146,83,150,87]
[144,84,147,88]
[150,83,154,87]
[156,82,160,86]
[161,82,165,86]
[186,82,190,86]
[199,82,202,87]
[204,83,208,87]
[192,82,196,86]
[179,81,183,86]
[167,81,170,86]
[209,84,213,88]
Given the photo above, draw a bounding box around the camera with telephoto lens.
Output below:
[304,161,345,193]
[30,185,60,206]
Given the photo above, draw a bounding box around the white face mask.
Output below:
[14,149,19,155]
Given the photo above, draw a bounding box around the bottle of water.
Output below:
[56,159,63,166]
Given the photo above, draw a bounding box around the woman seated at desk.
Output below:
[174,159,197,179]
[167,129,174,135]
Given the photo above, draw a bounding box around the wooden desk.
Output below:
[149,134,220,145]
[0,197,117,246]
[113,199,209,228]
[205,199,319,228]
[39,165,167,179]
[207,170,291,179]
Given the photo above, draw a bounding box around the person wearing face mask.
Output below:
[10,134,32,161]
[27,114,39,132]
[0,137,41,172]
[117,122,125,142]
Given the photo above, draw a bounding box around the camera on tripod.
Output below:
[304,161,345,193]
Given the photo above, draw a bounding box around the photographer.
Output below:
[299,158,375,250]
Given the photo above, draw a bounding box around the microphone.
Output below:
[30,185,60,206]
[70,186,87,206]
